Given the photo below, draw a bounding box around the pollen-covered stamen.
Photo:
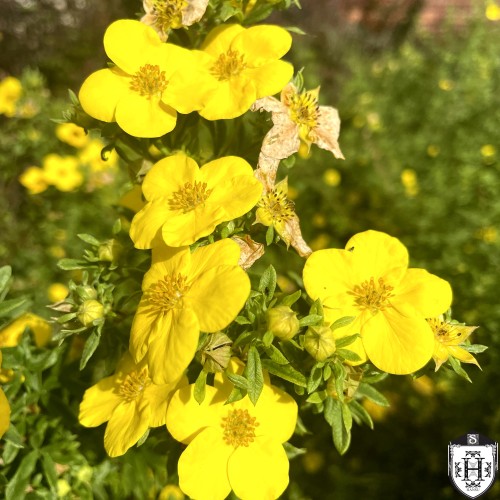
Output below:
[221,408,259,448]
[427,318,463,343]
[349,277,394,314]
[147,274,190,312]
[211,49,247,81]
[119,368,151,402]
[151,0,188,31]
[288,90,319,130]
[168,181,213,213]
[130,64,168,98]
[258,188,295,224]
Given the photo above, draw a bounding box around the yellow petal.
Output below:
[79,68,129,123]
[0,387,10,438]
[147,308,200,384]
[245,61,294,100]
[187,265,249,332]
[104,400,150,457]
[231,25,292,63]
[362,309,434,374]
[115,94,176,138]
[432,342,449,371]
[104,20,162,75]
[166,384,227,443]
[201,24,245,55]
[178,427,232,500]
[188,239,241,281]
[79,375,123,427]
[228,437,289,500]
[129,201,171,250]
[447,346,481,368]
[147,245,191,288]
[392,268,453,318]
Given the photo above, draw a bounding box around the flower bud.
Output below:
[77,299,104,326]
[304,325,336,361]
[327,365,363,402]
[197,332,232,373]
[98,238,121,262]
[76,285,97,301]
[266,306,300,341]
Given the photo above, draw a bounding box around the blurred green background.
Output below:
[1,0,500,499]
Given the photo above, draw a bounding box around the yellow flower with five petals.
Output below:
[79,20,209,138]
[166,364,298,500]
[130,153,262,248]
[303,230,453,374]
[130,239,250,384]
[196,24,293,120]
[79,352,185,457]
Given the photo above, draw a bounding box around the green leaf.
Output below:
[280,290,302,307]
[194,370,207,404]
[357,383,390,406]
[336,348,362,363]
[234,315,252,325]
[325,398,351,455]
[307,364,324,394]
[298,314,323,327]
[342,402,353,433]
[57,258,88,271]
[77,233,101,246]
[245,346,264,405]
[226,372,248,390]
[331,316,356,331]
[462,344,488,354]
[258,265,277,302]
[265,225,274,246]
[262,330,274,347]
[361,371,388,384]
[448,356,472,383]
[225,386,246,404]
[41,451,58,493]
[0,297,28,318]
[261,359,307,387]
[112,218,122,235]
[136,428,150,447]
[283,442,307,459]
[264,344,289,365]
[306,391,327,404]
[335,333,360,349]
[309,299,323,317]
[349,400,374,429]
[79,329,101,370]
[5,450,39,500]
[0,265,12,298]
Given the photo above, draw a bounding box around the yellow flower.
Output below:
[197,24,293,120]
[79,352,185,457]
[47,283,69,303]
[480,144,496,157]
[130,153,262,248]
[0,76,22,117]
[486,2,500,21]
[428,317,479,371]
[55,123,89,148]
[79,20,209,138]
[303,230,453,374]
[141,0,209,41]
[253,82,344,160]
[43,154,83,192]
[130,239,250,384]
[438,79,454,91]
[0,313,52,348]
[166,367,298,500]
[79,139,118,172]
[255,177,312,257]
[323,168,341,187]
[401,168,419,197]
[158,484,185,500]
[19,166,48,195]
[0,351,11,439]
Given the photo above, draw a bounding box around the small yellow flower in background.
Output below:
[480,144,496,157]
[47,283,69,303]
[141,0,209,41]
[253,82,344,162]
[0,76,22,117]
[0,313,52,348]
[401,168,419,197]
[427,144,440,157]
[362,398,391,423]
[476,226,497,243]
[79,139,118,172]
[0,351,11,438]
[323,168,341,187]
[79,352,186,457]
[428,316,479,371]
[43,154,83,192]
[166,365,298,500]
[303,230,453,374]
[130,239,250,384]
[48,245,66,259]
[158,484,185,500]
[438,79,454,91]
[130,153,262,248]
[486,2,500,21]
[56,123,89,148]
[309,233,330,251]
[19,166,48,195]
[312,213,327,228]
[56,479,71,498]
[79,20,210,138]
[411,375,434,396]
[197,24,293,120]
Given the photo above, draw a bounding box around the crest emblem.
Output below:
[449,432,498,498]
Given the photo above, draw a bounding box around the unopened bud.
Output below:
[327,365,363,402]
[267,306,300,341]
[98,239,121,262]
[197,332,232,373]
[304,325,336,361]
[77,299,104,326]
[76,285,97,301]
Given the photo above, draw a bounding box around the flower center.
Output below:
[258,188,295,224]
[147,274,190,312]
[119,368,151,402]
[349,277,394,314]
[168,181,213,213]
[150,0,188,31]
[211,49,247,81]
[288,90,319,130]
[427,318,461,343]
[130,64,168,98]
[221,408,259,448]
